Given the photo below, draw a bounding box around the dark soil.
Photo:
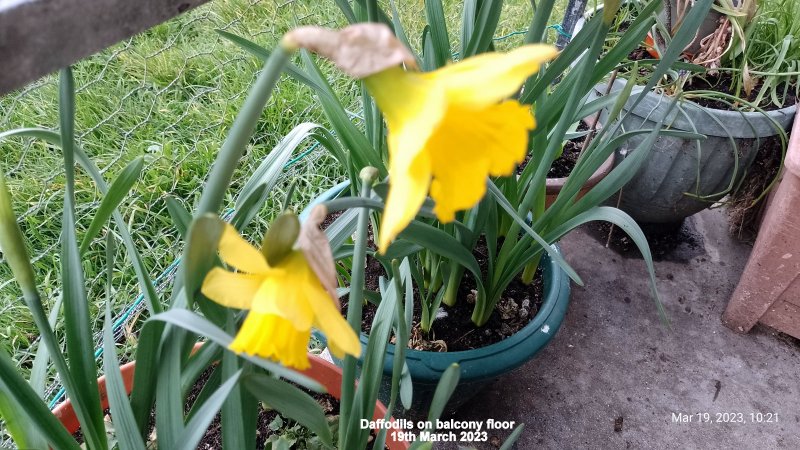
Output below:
[189,367,338,449]
[727,134,785,242]
[582,219,706,264]
[519,121,592,178]
[356,238,545,352]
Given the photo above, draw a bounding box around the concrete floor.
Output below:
[444,209,800,449]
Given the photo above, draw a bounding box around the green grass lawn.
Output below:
[0,0,567,380]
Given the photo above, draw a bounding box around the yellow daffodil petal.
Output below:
[366,69,445,252]
[426,44,559,108]
[379,142,431,252]
[230,312,311,370]
[217,223,270,274]
[250,271,314,331]
[304,285,361,359]
[364,67,445,160]
[426,100,534,222]
[200,267,262,310]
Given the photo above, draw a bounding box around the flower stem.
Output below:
[196,42,294,217]
[339,167,376,447]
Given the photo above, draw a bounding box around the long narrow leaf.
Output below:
[79,156,143,255]
[243,373,334,447]
[0,350,81,450]
[148,309,323,390]
[59,67,107,449]
[103,303,146,450]
[174,370,243,450]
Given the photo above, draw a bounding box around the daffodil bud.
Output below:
[0,173,36,296]
[359,166,379,184]
[261,212,300,266]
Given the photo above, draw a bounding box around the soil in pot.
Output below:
[355,237,545,352]
[727,134,785,242]
[518,121,592,178]
[625,43,797,112]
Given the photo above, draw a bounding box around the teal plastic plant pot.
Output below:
[303,182,571,415]
[372,247,571,416]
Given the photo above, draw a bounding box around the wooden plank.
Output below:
[0,0,210,96]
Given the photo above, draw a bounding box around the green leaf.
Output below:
[166,196,192,239]
[182,214,225,305]
[232,123,320,230]
[30,292,63,397]
[129,320,164,435]
[525,0,556,44]
[426,363,460,427]
[389,0,421,67]
[545,206,668,325]
[59,67,107,450]
[344,273,399,450]
[221,313,248,450]
[499,423,525,450]
[174,370,243,450]
[156,325,188,449]
[398,221,485,292]
[0,350,80,450]
[460,0,478,54]
[79,156,144,255]
[148,309,324,391]
[334,0,357,23]
[0,386,43,449]
[243,373,334,447]
[424,0,450,68]
[103,303,147,450]
[463,0,504,57]
[485,182,582,285]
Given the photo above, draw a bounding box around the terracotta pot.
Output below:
[723,107,800,339]
[51,352,409,450]
[545,152,615,208]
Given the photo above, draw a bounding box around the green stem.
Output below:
[339,168,377,448]
[196,42,294,217]
[520,253,542,285]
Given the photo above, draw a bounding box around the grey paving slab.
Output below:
[442,208,800,449]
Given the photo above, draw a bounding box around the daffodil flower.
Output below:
[364,46,558,251]
[201,222,361,369]
[286,24,556,251]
